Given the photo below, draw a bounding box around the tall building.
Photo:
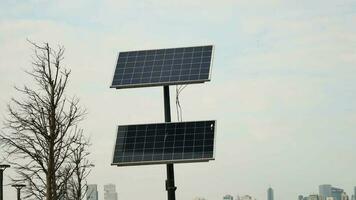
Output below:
[268,187,274,200]
[319,184,347,200]
[331,187,344,200]
[223,194,234,200]
[87,184,98,200]
[299,195,304,200]
[320,185,332,200]
[354,187,356,200]
[104,184,118,200]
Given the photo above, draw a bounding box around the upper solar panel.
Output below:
[112,120,216,166]
[110,45,214,89]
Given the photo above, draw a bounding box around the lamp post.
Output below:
[0,164,10,200]
[11,184,26,200]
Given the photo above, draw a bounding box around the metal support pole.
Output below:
[163,86,176,200]
[0,170,3,200]
[17,188,20,200]
[0,164,10,200]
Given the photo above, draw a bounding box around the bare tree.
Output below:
[66,133,93,200]
[0,41,92,200]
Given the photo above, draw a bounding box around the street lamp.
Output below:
[0,164,10,200]
[11,184,26,200]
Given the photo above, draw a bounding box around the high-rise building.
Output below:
[87,184,98,200]
[320,185,333,200]
[223,194,234,200]
[268,187,274,200]
[319,184,347,200]
[354,187,356,200]
[104,184,118,200]
[299,195,304,200]
[331,187,344,200]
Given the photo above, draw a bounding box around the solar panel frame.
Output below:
[110,45,215,89]
[111,120,217,167]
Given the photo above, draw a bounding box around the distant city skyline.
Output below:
[297,184,354,200]
[219,185,355,200]
[75,183,356,200]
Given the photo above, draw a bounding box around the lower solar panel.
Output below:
[111,120,216,166]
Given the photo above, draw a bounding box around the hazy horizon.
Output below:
[1,1,356,200]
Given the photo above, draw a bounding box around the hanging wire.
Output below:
[175,86,180,121]
[175,85,188,122]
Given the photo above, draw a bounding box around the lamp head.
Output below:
[11,184,26,189]
[0,164,10,170]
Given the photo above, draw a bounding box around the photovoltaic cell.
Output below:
[112,120,216,166]
[110,45,214,89]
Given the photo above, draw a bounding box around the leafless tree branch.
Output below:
[0,41,92,200]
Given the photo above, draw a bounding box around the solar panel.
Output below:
[112,120,216,166]
[110,45,214,89]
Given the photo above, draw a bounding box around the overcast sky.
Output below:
[1,1,356,200]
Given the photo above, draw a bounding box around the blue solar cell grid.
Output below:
[111,45,213,89]
[112,120,216,166]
